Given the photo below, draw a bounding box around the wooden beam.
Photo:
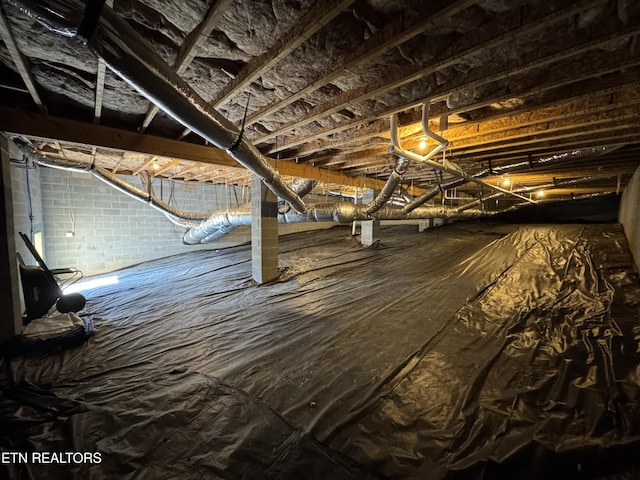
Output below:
[93,0,113,124]
[257,15,640,147]
[178,0,355,139]
[288,75,640,160]
[140,0,233,132]
[0,107,239,167]
[267,46,640,155]
[267,159,427,195]
[438,88,640,144]
[459,137,640,167]
[452,128,640,162]
[111,152,126,173]
[131,156,158,175]
[153,159,181,176]
[243,0,498,127]
[0,108,417,191]
[169,163,200,179]
[0,5,45,113]
[447,111,640,153]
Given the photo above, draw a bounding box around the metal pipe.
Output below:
[420,102,449,161]
[403,145,623,213]
[402,178,467,212]
[10,0,308,213]
[92,168,209,226]
[389,111,537,206]
[365,103,447,216]
[456,175,612,211]
[289,178,317,197]
[499,192,613,213]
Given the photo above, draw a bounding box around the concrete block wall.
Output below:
[8,161,338,278]
[38,167,252,276]
[10,163,44,265]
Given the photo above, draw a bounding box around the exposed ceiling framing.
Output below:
[0,0,638,207]
[0,3,45,113]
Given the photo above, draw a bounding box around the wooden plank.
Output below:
[111,152,126,173]
[244,0,499,126]
[153,159,181,176]
[267,49,640,155]
[169,163,200,179]
[0,108,424,193]
[288,76,640,159]
[131,156,158,175]
[451,127,640,162]
[0,107,239,167]
[0,6,45,113]
[93,0,113,123]
[140,0,233,131]
[178,0,355,139]
[257,15,640,146]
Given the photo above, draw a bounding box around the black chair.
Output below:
[17,232,86,323]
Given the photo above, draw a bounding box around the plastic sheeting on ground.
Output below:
[2,222,640,479]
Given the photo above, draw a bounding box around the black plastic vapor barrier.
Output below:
[2,221,640,479]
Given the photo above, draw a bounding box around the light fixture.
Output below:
[152,162,160,170]
[418,139,427,151]
[502,178,510,186]
[537,190,544,198]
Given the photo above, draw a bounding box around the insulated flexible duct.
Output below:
[364,157,411,215]
[183,177,317,244]
[499,192,613,213]
[92,168,209,227]
[402,178,467,213]
[402,146,623,213]
[289,178,317,198]
[456,175,615,211]
[14,138,210,227]
[10,0,308,213]
[183,200,491,245]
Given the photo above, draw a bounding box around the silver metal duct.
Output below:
[499,192,614,213]
[92,168,209,227]
[483,146,623,178]
[14,138,210,227]
[363,103,449,215]
[10,0,308,213]
[402,145,624,213]
[364,156,411,215]
[289,178,317,197]
[456,175,614,212]
[184,200,491,245]
[403,178,467,213]
[184,177,317,244]
[389,106,536,207]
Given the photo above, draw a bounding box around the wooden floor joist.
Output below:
[0,107,423,194]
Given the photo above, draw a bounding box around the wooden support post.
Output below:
[0,135,22,341]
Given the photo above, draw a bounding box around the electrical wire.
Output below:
[25,168,34,241]
[66,173,75,235]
